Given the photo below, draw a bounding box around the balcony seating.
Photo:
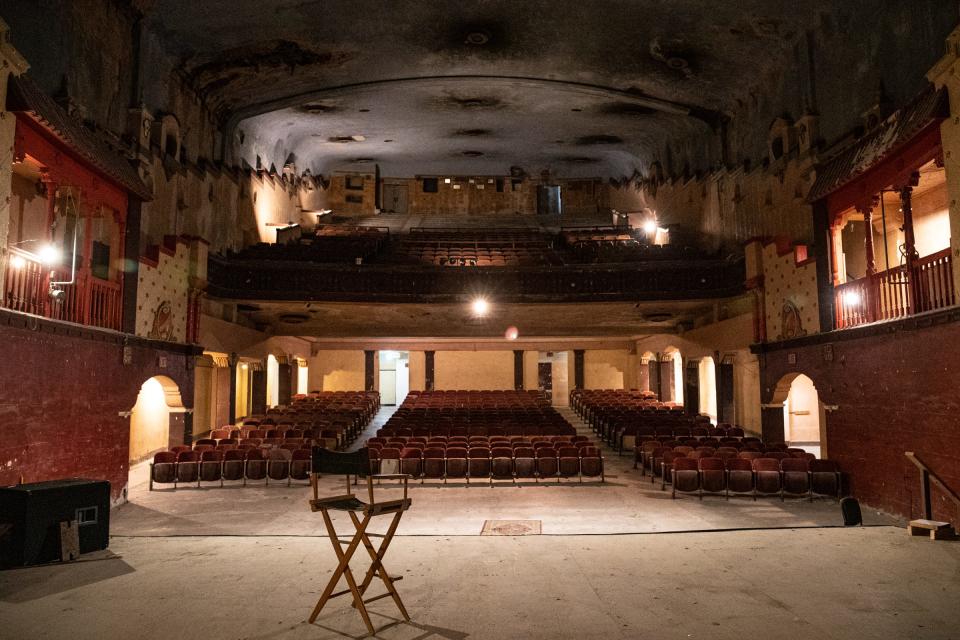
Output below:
[560,227,707,264]
[393,229,563,267]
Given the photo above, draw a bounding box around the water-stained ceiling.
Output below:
[138,1,942,178]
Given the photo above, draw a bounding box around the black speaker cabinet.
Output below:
[0,479,110,567]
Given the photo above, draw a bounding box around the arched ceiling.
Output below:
[142,0,839,177]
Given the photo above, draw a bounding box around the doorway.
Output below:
[783,374,823,457]
[379,351,410,406]
[538,351,568,406]
[538,362,553,401]
[382,182,408,214]
[129,376,184,464]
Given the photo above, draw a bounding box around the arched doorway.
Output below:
[771,373,825,458]
[129,376,185,464]
[698,357,718,424]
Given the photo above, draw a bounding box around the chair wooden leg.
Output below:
[308,510,376,636]
[349,510,410,622]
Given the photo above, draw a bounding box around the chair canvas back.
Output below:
[312,447,370,478]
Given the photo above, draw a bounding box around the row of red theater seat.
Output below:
[207,429,341,448]
[149,447,312,490]
[376,426,576,438]
[637,443,809,477]
[368,435,590,448]
[667,456,842,501]
[631,438,777,466]
[371,444,604,483]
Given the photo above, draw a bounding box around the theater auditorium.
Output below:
[1,2,959,639]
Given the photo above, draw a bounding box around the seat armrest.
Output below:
[372,474,412,480]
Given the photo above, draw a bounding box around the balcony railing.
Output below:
[3,248,47,315]
[206,255,746,303]
[3,249,123,331]
[835,248,955,329]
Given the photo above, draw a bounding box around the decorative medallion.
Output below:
[779,299,806,340]
[148,300,174,341]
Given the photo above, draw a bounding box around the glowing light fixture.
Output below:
[642,219,658,235]
[842,290,862,306]
[38,245,61,266]
[471,297,490,317]
[10,255,26,270]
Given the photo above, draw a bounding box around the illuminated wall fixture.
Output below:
[471,297,490,317]
[39,244,62,266]
[642,218,658,235]
[842,290,862,306]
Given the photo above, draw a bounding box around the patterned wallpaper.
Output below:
[759,241,821,341]
[135,238,191,342]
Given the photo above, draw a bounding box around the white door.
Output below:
[395,360,410,405]
[380,370,397,405]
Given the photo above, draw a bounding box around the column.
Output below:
[121,197,142,334]
[364,350,376,392]
[651,355,662,400]
[899,174,921,312]
[573,349,585,390]
[250,364,267,416]
[812,199,836,331]
[685,360,699,416]
[277,360,292,405]
[829,223,843,285]
[424,350,435,391]
[856,196,880,321]
[858,197,878,276]
[227,352,238,424]
[637,356,650,392]
[659,355,673,402]
[182,410,194,447]
[513,350,524,390]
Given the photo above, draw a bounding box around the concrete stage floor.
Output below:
[3,407,958,639]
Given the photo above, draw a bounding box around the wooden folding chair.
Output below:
[307,447,412,636]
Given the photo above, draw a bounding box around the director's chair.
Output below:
[308,447,412,636]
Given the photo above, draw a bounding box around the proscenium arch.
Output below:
[222,74,720,162]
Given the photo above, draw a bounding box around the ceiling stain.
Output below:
[453,128,494,137]
[575,135,624,146]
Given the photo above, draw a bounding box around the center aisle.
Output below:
[348,403,400,451]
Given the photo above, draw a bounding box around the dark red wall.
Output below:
[0,311,198,504]
[758,311,960,523]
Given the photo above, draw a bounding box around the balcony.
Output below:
[206,255,746,303]
[834,248,955,329]
[3,248,123,331]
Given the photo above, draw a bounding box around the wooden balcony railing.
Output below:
[3,248,47,315]
[835,248,955,329]
[2,250,123,331]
